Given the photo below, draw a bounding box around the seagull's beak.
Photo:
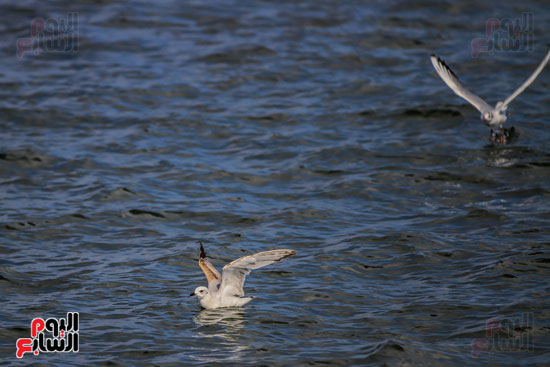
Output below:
[189,292,195,297]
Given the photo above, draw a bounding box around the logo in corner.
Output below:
[16,312,79,358]
[471,13,534,57]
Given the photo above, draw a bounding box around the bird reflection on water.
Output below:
[194,307,247,329]
[191,308,250,364]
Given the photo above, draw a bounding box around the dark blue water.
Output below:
[1,0,549,366]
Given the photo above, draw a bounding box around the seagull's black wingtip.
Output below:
[430,54,444,64]
[199,241,206,259]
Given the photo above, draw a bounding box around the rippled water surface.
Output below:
[1,0,550,366]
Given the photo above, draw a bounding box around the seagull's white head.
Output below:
[482,104,508,126]
[190,286,209,299]
[481,111,493,123]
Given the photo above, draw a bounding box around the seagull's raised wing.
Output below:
[220,249,296,297]
[198,242,221,287]
[430,55,492,113]
[502,48,550,108]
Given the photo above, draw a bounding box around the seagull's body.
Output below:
[430,49,550,143]
[190,243,296,309]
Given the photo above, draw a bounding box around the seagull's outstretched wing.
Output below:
[430,55,492,113]
[220,249,296,297]
[502,48,550,108]
[198,242,221,287]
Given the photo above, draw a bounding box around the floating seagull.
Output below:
[430,48,550,143]
[190,242,296,309]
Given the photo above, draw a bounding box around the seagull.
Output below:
[190,242,296,309]
[430,48,550,143]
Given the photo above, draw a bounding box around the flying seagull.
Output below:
[190,242,296,309]
[430,48,550,143]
